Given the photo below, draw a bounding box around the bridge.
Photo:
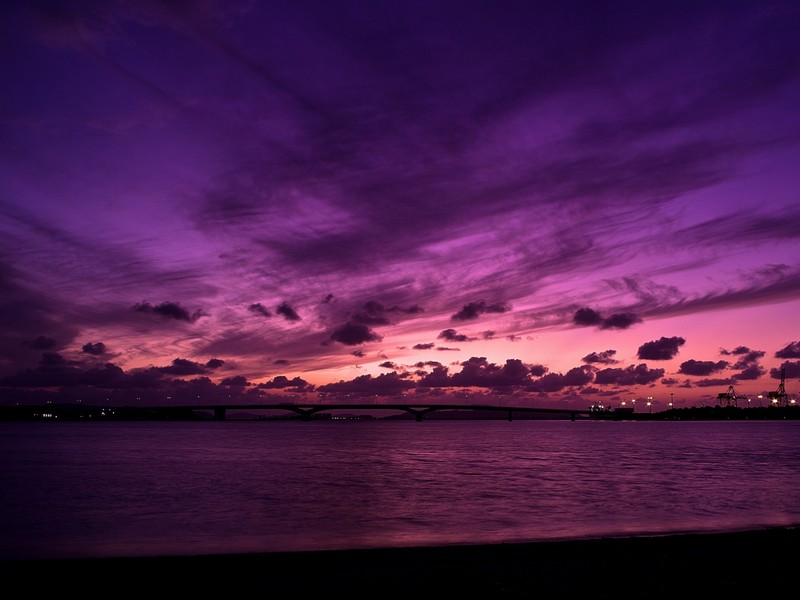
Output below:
[139,403,597,422]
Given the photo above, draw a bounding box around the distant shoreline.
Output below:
[2,526,797,598]
[1,402,799,421]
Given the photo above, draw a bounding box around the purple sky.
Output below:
[2,0,800,410]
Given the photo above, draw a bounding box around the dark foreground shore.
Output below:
[3,527,797,598]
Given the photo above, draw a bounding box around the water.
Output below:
[2,419,799,561]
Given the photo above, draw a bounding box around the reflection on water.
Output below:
[1,420,799,560]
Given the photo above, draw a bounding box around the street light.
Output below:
[647,397,652,413]
[669,393,674,409]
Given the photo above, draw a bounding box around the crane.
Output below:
[717,385,738,407]
[768,368,789,407]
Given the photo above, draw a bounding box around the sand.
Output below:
[2,527,797,598]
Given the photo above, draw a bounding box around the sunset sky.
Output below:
[2,0,799,411]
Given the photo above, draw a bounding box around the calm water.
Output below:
[2,419,799,561]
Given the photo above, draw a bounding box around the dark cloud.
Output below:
[732,365,765,380]
[771,361,800,379]
[414,361,443,369]
[574,308,641,329]
[379,361,396,369]
[594,364,665,386]
[133,301,205,323]
[351,350,365,358]
[206,358,225,369]
[413,343,435,350]
[600,313,642,330]
[775,341,800,359]
[438,329,473,342]
[436,347,460,351]
[637,336,685,360]
[582,350,618,364]
[418,357,535,389]
[352,301,392,326]
[451,301,510,321]
[248,303,271,317]
[330,322,383,346]
[0,353,151,390]
[529,366,594,393]
[220,375,249,387]
[158,358,210,376]
[0,262,80,376]
[678,359,729,376]
[731,350,765,369]
[82,342,106,355]
[318,372,415,396]
[695,378,734,388]
[258,375,312,390]
[573,308,603,326]
[273,359,290,365]
[721,345,753,356]
[276,301,300,322]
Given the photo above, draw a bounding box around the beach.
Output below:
[3,527,796,598]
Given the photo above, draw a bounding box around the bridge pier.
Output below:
[214,408,226,421]
[508,409,513,422]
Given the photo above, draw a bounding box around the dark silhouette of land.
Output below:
[1,402,799,421]
[1,527,797,598]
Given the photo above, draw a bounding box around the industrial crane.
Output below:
[717,385,738,407]
[768,368,789,407]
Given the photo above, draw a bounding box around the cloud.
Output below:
[695,378,734,388]
[330,322,383,345]
[413,343,435,350]
[721,345,753,356]
[248,303,271,317]
[637,336,686,360]
[771,361,800,379]
[258,375,312,390]
[678,359,729,376]
[133,301,205,323]
[220,375,249,387]
[81,342,107,355]
[438,329,473,342]
[594,364,665,385]
[418,357,537,389]
[731,349,765,368]
[582,350,618,364]
[158,358,210,376]
[529,366,594,393]
[732,365,765,380]
[775,341,800,358]
[573,308,603,326]
[451,301,510,321]
[318,372,415,396]
[350,301,424,326]
[276,301,300,321]
[600,313,642,329]
[206,358,225,369]
[352,301,392,325]
[573,307,641,329]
